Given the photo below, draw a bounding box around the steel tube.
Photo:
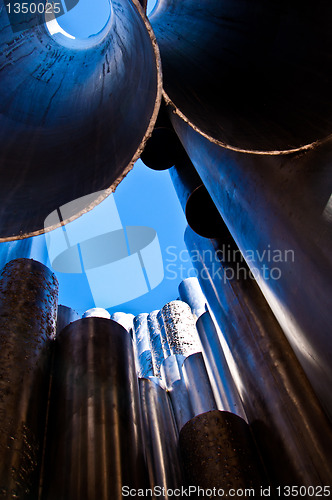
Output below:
[170,158,225,238]
[161,300,201,357]
[196,311,246,419]
[111,312,135,335]
[134,313,154,378]
[185,226,332,486]
[139,378,184,496]
[42,318,148,499]
[178,277,207,321]
[147,310,165,377]
[179,410,266,495]
[175,114,332,422]
[0,258,58,499]
[56,305,79,335]
[151,0,332,152]
[82,308,111,319]
[0,0,161,240]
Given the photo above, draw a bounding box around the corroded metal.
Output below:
[147,310,165,377]
[151,0,332,152]
[178,278,207,320]
[196,311,246,419]
[179,410,266,494]
[0,0,161,240]
[185,226,332,487]
[133,313,154,378]
[56,305,79,335]
[176,113,332,422]
[139,378,184,495]
[161,300,201,357]
[0,258,58,499]
[82,307,111,319]
[42,318,148,499]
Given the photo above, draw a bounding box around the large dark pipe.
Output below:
[185,226,332,487]
[0,258,58,499]
[42,318,148,499]
[0,0,161,240]
[175,113,332,421]
[56,305,79,334]
[151,0,332,153]
[179,411,266,496]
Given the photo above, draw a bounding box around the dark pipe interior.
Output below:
[0,0,160,240]
[151,0,332,152]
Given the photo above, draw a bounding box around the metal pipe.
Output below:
[111,312,135,335]
[185,225,332,487]
[56,305,79,335]
[0,0,161,240]
[151,0,332,152]
[174,113,332,422]
[42,318,148,499]
[196,311,246,419]
[0,258,58,498]
[82,307,111,319]
[147,310,165,377]
[179,410,266,495]
[161,300,201,357]
[157,310,171,358]
[134,313,154,378]
[139,378,184,496]
[169,157,225,238]
[178,277,207,320]
[182,353,218,417]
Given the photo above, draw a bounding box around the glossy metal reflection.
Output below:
[82,307,111,319]
[0,0,161,240]
[0,258,58,498]
[139,378,184,495]
[185,226,332,486]
[147,310,165,377]
[178,278,207,320]
[161,301,201,357]
[134,313,154,378]
[42,318,148,499]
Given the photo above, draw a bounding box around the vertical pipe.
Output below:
[157,311,171,358]
[56,305,79,335]
[147,310,165,377]
[82,308,111,319]
[133,313,154,378]
[182,353,218,416]
[111,312,135,335]
[0,258,58,499]
[139,378,184,497]
[42,318,148,500]
[178,277,207,320]
[185,225,332,487]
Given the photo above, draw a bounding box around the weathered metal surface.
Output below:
[56,305,79,335]
[151,0,332,152]
[0,0,161,240]
[185,226,332,487]
[147,310,165,377]
[82,307,111,319]
[139,378,184,496]
[178,278,207,320]
[176,113,332,422]
[179,410,266,495]
[161,301,201,357]
[42,318,148,499]
[0,258,58,499]
[134,313,154,378]
[196,311,246,419]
